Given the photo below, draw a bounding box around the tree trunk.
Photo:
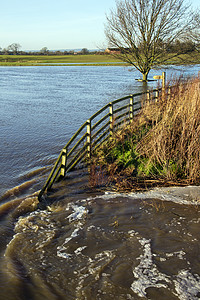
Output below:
[142,73,148,81]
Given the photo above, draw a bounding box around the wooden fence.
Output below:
[38,88,162,200]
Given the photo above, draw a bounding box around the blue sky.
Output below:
[0,0,199,51]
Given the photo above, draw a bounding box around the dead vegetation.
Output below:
[90,75,200,191]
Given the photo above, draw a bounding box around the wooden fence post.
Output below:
[60,148,67,178]
[162,72,166,89]
[87,119,91,160]
[162,72,166,101]
[129,95,133,122]
[155,89,159,102]
[168,85,171,100]
[146,90,150,101]
[109,102,114,135]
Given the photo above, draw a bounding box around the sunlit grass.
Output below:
[0,52,199,66]
[0,54,123,66]
[92,75,200,190]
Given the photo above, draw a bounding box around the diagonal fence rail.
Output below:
[38,88,162,200]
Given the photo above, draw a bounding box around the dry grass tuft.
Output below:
[137,76,200,183]
[91,75,200,190]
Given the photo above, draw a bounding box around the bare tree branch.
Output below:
[105,0,200,80]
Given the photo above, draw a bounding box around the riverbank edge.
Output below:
[0,53,200,66]
[90,76,200,194]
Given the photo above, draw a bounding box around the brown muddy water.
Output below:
[1,66,200,299]
[0,171,200,300]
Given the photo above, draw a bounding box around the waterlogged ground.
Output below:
[1,179,200,300]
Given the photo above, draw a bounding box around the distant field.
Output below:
[0,53,199,66]
[0,54,124,66]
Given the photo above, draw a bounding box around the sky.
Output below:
[0,0,199,51]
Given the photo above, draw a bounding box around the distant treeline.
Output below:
[0,44,104,56]
[1,39,198,56]
[106,40,199,55]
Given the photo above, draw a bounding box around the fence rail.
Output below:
[38,87,162,200]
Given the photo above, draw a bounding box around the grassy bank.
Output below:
[0,52,199,66]
[0,54,123,66]
[91,76,200,191]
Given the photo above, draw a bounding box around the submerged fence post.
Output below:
[155,89,159,102]
[87,119,91,160]
[60,148,67,178]
[146,90,150,101]
[153,72,166,99]
[129,95,133,122]
[162,72,166,89]
[168,85,171,100]
[109,102,114,135]
[162,72,166,101]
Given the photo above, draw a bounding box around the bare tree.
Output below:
[189,12,200,52]
[105,0,199,81]
[40,47,49,55]
[8,43,21,54]
[80,48,89,54]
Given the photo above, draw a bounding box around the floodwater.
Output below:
[0,65,200,299]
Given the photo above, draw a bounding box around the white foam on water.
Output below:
[128,186,200,205]
[57,203,89,259]
[190,218,200,224]
[131,237,171,298]
[129,233,199,299]
[84,192,127,203]
[94,250,114,260]
[88,250,115,281]
[66,203,88,223]
[128,229,139,237]
[73,249,115,298]
[173,270,200,300]
[57,227,81,259]
[86,186,200,206]
[4,233,20,256]
[35,230,56,250]
[74,246,87,255]
[87,225,96,231]
[56,251,72,259]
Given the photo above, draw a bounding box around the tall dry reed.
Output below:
[136,76,200,183]
[92,76,200,189]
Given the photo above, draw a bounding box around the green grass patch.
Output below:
[92,76,200,190]
[1,52,199,66]
[0,54,124,66]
